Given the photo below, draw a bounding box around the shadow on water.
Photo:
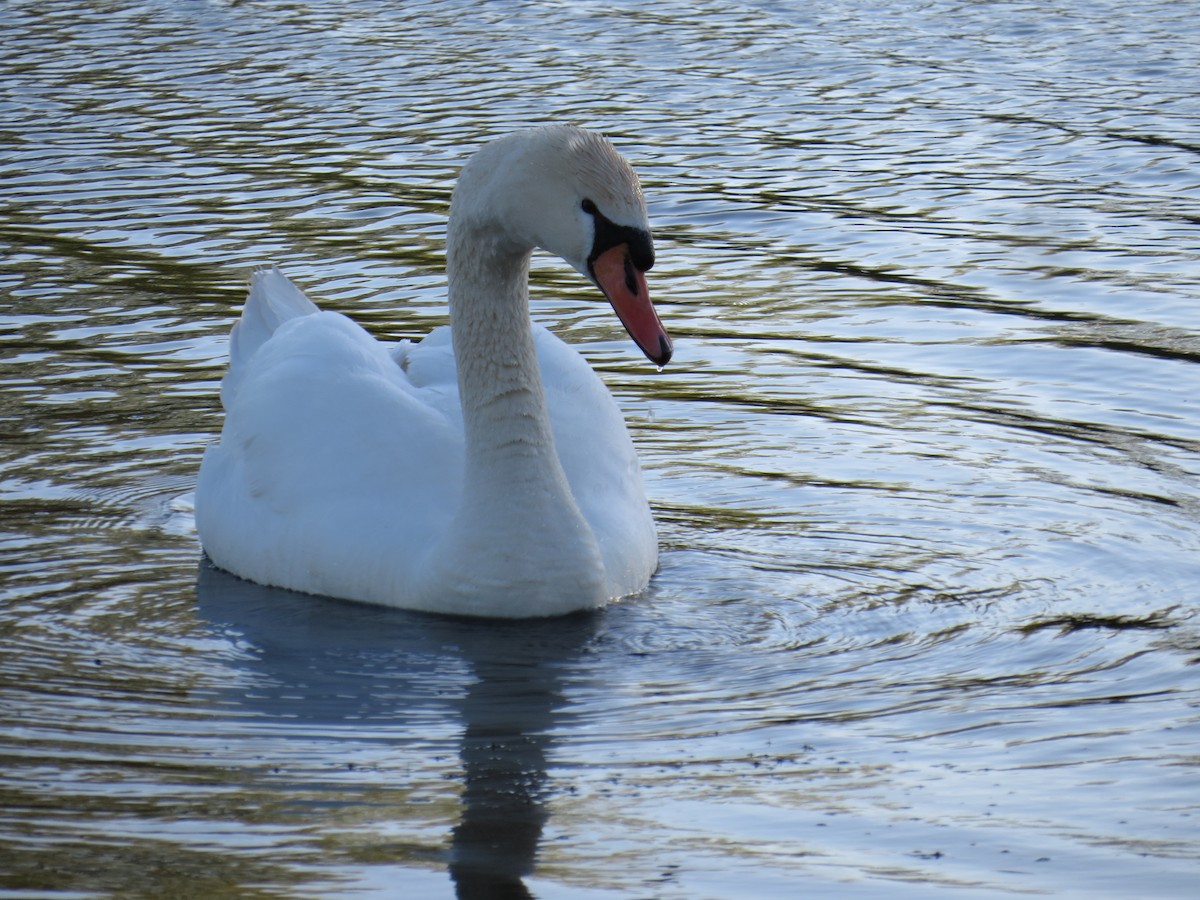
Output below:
[195,560,597,897]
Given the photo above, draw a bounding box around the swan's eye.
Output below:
[584,199,655,273]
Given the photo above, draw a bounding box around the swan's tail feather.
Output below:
[222,265,320,408]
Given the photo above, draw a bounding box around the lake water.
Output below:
[2,0,1199,896]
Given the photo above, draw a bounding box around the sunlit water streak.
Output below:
[2,0,1199,896]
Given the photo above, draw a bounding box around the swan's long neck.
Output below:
[434,216,606,611]
[446,223,557,485]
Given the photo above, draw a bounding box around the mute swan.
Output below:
[196,126,672,618]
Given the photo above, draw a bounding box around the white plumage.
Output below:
[196,126,671,618]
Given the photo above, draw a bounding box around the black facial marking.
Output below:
[582,198,655,274]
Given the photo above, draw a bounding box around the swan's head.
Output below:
[452,126,672,367]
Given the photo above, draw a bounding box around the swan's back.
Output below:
[197,269,465,604]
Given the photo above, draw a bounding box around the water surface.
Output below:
[2,0,1199,896]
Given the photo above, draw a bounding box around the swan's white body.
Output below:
[196,126,671,618]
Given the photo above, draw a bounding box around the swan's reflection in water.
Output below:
[450,649,556,898]
[196,561,594,897]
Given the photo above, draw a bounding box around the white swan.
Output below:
[196,126,672,618]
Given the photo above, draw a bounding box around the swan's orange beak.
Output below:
[591,243,672,367]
